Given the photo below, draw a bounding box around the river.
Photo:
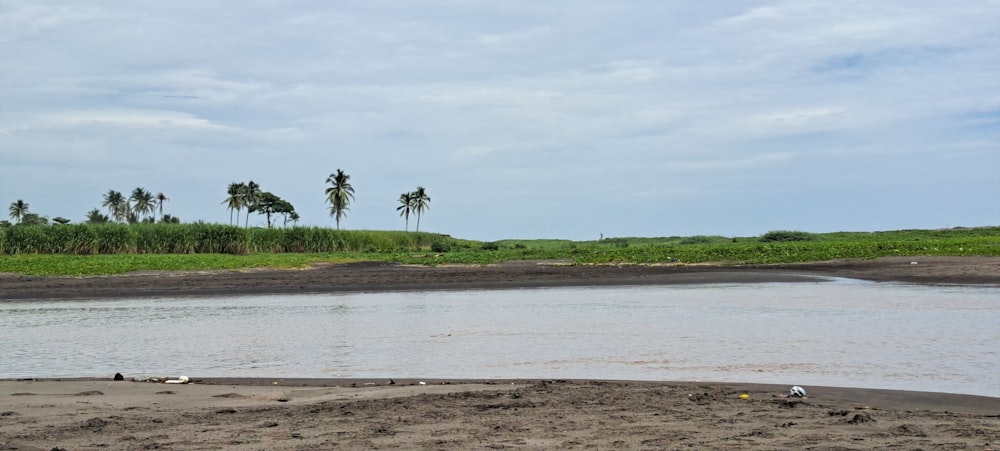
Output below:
[2,279,997,396]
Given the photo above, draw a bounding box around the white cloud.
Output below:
[43,109,227,130]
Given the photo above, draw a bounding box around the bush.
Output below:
[759,230,815,242]
[680,235,715,245]
[480,241,500,251]
[430,240,453,253]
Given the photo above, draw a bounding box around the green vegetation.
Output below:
[0,223,444,255]
[759,230,816,242]
[380,228,998,266]
[1,225,997,276]
[0,253,367,277]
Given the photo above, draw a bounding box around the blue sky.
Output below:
[1,1,998,241]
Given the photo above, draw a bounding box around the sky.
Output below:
[1,1,998,241]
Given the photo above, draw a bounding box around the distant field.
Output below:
[1,224,997,276]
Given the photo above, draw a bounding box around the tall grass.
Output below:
[0,224,446,255]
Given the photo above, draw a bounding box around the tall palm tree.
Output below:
[154,192,169,222]
[8,199,29,223]
[325,169,354,230]
[242,180,262,228]
[411,186,430,232]
[130,187,155,221]
[222,182,243,226]
[102,190,128,223]
[396,191,414,231]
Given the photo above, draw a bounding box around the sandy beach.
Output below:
[2,257,998,449]
[0,378,997,450]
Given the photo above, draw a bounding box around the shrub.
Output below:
[759,230,816,242]
[604,238,629,248]
[430,240,453,253]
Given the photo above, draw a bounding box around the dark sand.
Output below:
[2,257,998,449]
[2,256,998,301]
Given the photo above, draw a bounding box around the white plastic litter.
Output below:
[789,385,806,397]
[165,375,190,384]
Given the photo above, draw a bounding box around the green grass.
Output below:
[391,227,1000,266]
[0,253,370,276]
[1,225,997,276]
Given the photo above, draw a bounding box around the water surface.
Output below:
[2,280,997,396]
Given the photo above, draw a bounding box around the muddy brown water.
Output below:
[2,279,997,397]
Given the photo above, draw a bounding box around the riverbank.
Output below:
[2,256,998,300]
[1,378,997,450]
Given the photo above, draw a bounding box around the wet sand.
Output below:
[2,257,998,449]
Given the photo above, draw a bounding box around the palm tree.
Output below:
[396,192,414,231]
[222,182,243,226]
[242,180,262,228]
[411,186,430,232]
[154,192,169,222]
[130,187,155,221]
[85,209,110,224]
[325,169,355,230]
[8,199,29,223]
[102,190,128,223]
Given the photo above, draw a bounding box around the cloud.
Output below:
[43,109,227,130]
[1,1,997,239]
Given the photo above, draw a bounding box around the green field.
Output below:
[1,224,998,276]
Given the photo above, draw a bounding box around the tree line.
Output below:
[95,188,173,224]
[5,169,430,231]
[5,187,174,227]
[221,181,299,228]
